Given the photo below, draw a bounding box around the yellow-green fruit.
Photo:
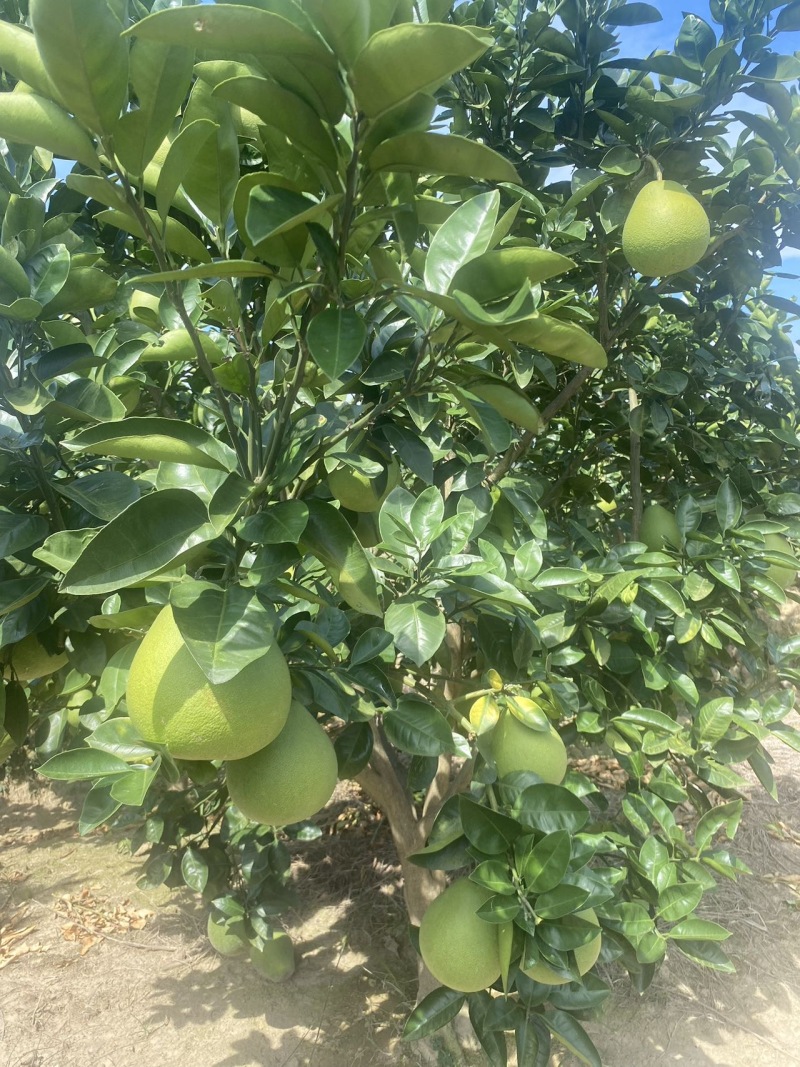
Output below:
[622,180,710,277]
[490,711,567,784]
[249,932,295,982]
[225,701,338,827]
[640,503,681,552]
[523,910,601,985]
[4,634,68,682]
[126,606,291,761]
[469,381,541,433]
[419,878,501,993]
[328,454,400,513]
[764,533,797,590]
[207,913,248,958]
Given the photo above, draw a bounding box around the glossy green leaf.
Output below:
[300,500,383,617]
[656,881,704,923]
[369,133,520,183]
[384,596,446,667]
[307,308,367,380]
[302,0,369,67]
[243,183,342,248]
[170,580,278,685]
[60,489,214,596]
[78,780,123,835]
[131,261,273,286]
[353,23,487,118]
[86,718,156,761]
[334,721,373,778]
[402,987,465,1040]
[673,939,735,972]
[0,21,58,99]
[138,328,225,365]
[56,472,141,522]
[154,118,218,223]
[64,417,237,472]
[179,80,239,227]
[603,3,662,26]
[512,785,590,834]
[383,697,455,757]
[504,314,606,368]
[459,796,523,854]
[0,90,100,169]
[668,918,731,941]
[518,830,571,893]
[38,747,131,780]
[115,40,195,175]
[423,190,499,295]
[95,209,211,263]
[715,478,741,532]
[0,509,49,558]
[451,247,575,303]
[31,0,128,135]
[543,1010,601,1067]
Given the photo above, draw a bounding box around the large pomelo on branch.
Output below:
[328,450,400,512]
[622,180,710,277]
[225,701,338,827]
[522,909,601,985]
[4,633,68,682]
[490,710,567,784]
[126,606,291,761]
[418,878,501,993]
[640,503,681,552]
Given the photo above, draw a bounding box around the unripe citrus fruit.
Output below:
[419,878,501,993]
[4,633,68,682]
[126,606,291,761]
[225,701,338,827]
[640,503,681,552]
[523,909,601,985]
[622,180,710,277]
[207,913,247,958]
[490,711,567,784]
[328,452,400,513]
[764,532,797,590]
[249,932,295,982]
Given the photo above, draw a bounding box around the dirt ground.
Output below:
[1,729,799,1067]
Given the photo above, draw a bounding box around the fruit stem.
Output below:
[643,154,663,181]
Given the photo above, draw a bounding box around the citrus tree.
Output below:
[1,0,800,1062]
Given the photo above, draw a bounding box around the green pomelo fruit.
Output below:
[207,913,247,958]
[5,633,68,682]
[328,453,400,513]
[523,909,601,985]
[249,932,296,981]
[469,381,541,433]
[764,532,797,590]
[640,503,682,552]
[225,701,338,827]
[419,878,501,993]
[490,712,567,784]
[126,606,291,761]
[622,180,710,277]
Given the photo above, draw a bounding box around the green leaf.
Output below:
[213,75,337,168]
[181,847,209,893]
[300,500,383,617]
[352,23,487,118]
[110,762,160,807]
[0,91,100,170]
[518,830,571,893]
[599,145,641,175]
[696,697,733,743]
[504,315,606,369]
[155,118,218,224]
[243,183,342,248]
[180,79,239,228]
[0,21,58,100]
[668,918,731,941]
[132,261,274,286]
[534,884,591,920]
[676,14,716,65]
[64,418,237,472]
[170,580,278,685]
[656,882,704,922]
[423,190,499,295]
[96,208,211,263]
[334,722,373,778]
[237,502,309,545]
[459,796,523,854]
[470,859,516,895]
[715,478,741,532]
[138,328,225,365]
[116,40,195,175]
[368,133,520,183]
[512,785,590,834]
[79,780,122,835]
[56,472,140,523]
[451,247,575,303]
[383,698,455,757]
[402,987,465,1040]
[60,489,214,596]
[603,3,662,26]
[306,308,367,380]
[97,644,137,715]
[31,0,128,135]
[544,1009,602,1067]
[776,0,800,31]
[0,575,51,619]
[673,939,735,972]
[706,559,740,592]
[38,748,132,780]
[384,596,446,667]
[86,718,155,761]
[0,509,49,558]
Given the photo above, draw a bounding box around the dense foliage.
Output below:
[1,0,799,1062]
